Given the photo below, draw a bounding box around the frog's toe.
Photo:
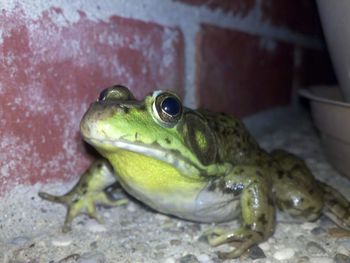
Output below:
[61,199,103,233]
[216,238,257,259]
[203,227,266,259]
[39,189,127,232]
[201,227,227,246]
[38,191,68,204]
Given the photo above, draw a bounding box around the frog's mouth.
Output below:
[83,136,203,179]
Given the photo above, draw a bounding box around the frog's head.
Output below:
[80,85,218,174]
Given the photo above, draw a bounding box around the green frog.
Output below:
[39,85,350,259]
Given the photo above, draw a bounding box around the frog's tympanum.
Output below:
[39,85,350,259]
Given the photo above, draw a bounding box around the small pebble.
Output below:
[306,241,326,255]
[86,222,107,233]
[197,254,210,262]
[301,222,318,231]
[126,203,137,212]
[259,241,270,251]
[164,258,176,263]
[337,246,349,256]
[296,235,308,244]
[297,256,310,263]
[90,241,98,249]
[155,214,169,221]
[10,236,30,245]
[51,236,73,247]
[249,245,266,259]
[273,248,295,260]
[309,257,333,263]
[170,239,182,246]
[179,254,200,263]
[311,227,326,236]
[334,253,350,263]
[337,239,350,250]
[77,252,105,263]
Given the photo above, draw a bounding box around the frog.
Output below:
[39,85,350,259]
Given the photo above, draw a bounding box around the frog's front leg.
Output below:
[39,159,127,232]
[204,165,275,259]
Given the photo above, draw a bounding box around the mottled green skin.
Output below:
[40,86,350,259]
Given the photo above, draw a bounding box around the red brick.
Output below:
[261,0,323,36]
[174,0,256,16]
[0,6,184,193]
[196,24,294,117]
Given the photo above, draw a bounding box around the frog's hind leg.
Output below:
[203,165,275,259]
[270,150,324,222]
[39,159,127,232]
[318,181,350,231]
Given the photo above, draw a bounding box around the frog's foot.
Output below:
[202,226,265,259]
[39,160,128,232]
[39,190,128,232]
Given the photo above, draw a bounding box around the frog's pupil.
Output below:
[161,97,180,116]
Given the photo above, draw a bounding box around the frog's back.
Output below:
[199,110,262,165]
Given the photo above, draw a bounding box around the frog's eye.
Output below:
[98,85,134,101]
[154,92,183,127]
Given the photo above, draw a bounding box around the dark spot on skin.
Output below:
[291,163,302,171]
[82,189,87,195]
[135,132,138,140]
[138,104,146,111]
[258,214,268,226]
[244,224,252,229]
[81,182,88,189]
[165,137,171,144]
[123,107,129,113]
[300,206,318,218]
[268,196,274,206]
[282,200,294,209]
[309,206,316,213]
[256,171,263,177]
[286,172,293,180]
[212,124,220,133]
[223,182,244,196]
[247,199,252,207]
[277,170,284,179]
[73,198,80,204]
[256,231,265,238]
[234,168,244,175]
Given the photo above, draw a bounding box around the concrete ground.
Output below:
[1,108,350,263]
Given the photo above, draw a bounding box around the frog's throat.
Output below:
[84,137,210,178]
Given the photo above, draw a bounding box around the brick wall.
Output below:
[0,0,334,192]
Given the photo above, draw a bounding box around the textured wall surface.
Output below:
[0,0,334,192]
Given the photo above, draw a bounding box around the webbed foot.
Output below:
[202,226,265,259]
[39,160,127,232]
